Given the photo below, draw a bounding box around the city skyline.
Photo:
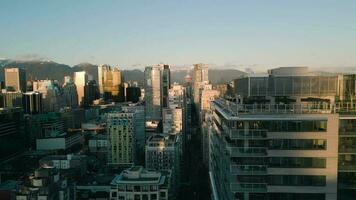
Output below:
[1,0,356,69]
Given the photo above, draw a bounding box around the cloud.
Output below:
[14,53,50,61]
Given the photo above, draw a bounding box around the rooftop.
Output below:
[111,166,170,186]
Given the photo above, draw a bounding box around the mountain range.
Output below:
[0,59,246,85]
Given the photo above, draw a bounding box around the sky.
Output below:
[0,0,356,70]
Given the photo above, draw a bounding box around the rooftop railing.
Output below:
[230,164,267,175]
[214,99,356,115]
[230,183,267,193]
[229,129,267,139]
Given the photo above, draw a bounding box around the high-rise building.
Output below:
[200,88,219,165]
[145,134,182,192]
[110,166,171,200]
[74,71,88,106]
[168,83,184,109]
[32,80,62,112]
[192,63,209,104]
[23,91,43,114]
[84,80,99,106]
[162,108,182,135]
[62,76,78,108]
[97,65,124,102]
[209,67,356,200]
[126,87,141,103]
[162,65,171,108]
[98,64,110,95]
[144,65,163,121]
[4,67,26,92]
[122,104,146,165]
[106,112,135,168]
[0,91,23,108]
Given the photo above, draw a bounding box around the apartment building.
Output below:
[210,67,356,200]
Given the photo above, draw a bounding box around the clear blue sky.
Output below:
[0,0,355,69]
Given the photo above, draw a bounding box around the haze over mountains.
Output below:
[0,59,246,85]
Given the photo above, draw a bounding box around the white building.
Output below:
[74,71,88,106]
[110,166,171,200]
[162,108,182,135]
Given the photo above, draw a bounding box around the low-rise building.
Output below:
[16,167,70,200]
[110,166,171,200]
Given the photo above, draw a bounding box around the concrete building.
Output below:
[110,166,171,200]
[106,112,135,168]
[4,67,26,92]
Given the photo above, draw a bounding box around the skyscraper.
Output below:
[192,63,209,104]
[4,67,27,92]
[74,71,88,106]
[62,76,78,108]
[144,65,163,121]
[32,80,62,112]
[162,64,171,108]
[23,91,43,115]
[97,64,124,102]
[84,80,99,106]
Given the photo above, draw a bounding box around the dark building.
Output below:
[162,64,171,108]
[84,80,99,107]
[125,87,141,103]
[22,92,43,115]
[0,107,25,162]
[0,92,23,108]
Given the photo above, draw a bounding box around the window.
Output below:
[269,175,326,186]
[269,139,326,150]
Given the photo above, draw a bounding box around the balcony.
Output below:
[230,165,267,175]
[229,129,267,140]
[339,146,356,154]
[227,147,267,157]
[230,183,267,193]
[339,164,356,171]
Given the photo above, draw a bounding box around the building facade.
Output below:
[4,67,26,92]
[106,112,135,167]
